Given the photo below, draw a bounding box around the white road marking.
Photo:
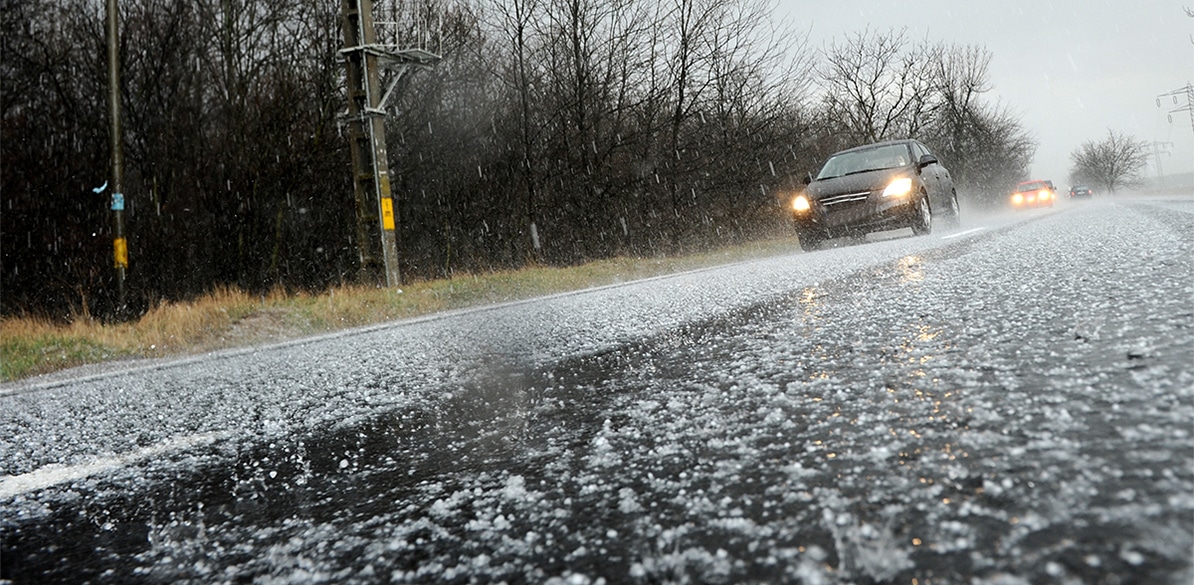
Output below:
[0,431,230,499]
[941,227,986,240]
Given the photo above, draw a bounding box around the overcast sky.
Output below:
[776,0,1194,185]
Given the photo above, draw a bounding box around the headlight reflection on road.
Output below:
[797,286,835,383]
[917,325,940,342]
[796,286,825,339]
[882,318,978,471]
[897,255,924,284]
[798,286,821,310]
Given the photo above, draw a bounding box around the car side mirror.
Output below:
[802,173,812,185]
[917,154,938,168]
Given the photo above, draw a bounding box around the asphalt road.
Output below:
[2,196,1192,584]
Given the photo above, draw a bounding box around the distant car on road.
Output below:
[1069,185,1093,198]
[790,139,959,251]
[1010,180,1055,209]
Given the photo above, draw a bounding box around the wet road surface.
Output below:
[2,198,1192,584]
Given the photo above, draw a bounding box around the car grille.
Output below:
[820,190,871,208]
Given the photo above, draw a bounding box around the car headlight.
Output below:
[1038,190,1050,199]
[882,177,913,198]
[1012,193,1024,204]
[792,194,811,212]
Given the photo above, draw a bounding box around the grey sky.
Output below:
[777,0,1194,186]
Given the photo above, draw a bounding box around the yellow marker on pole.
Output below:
[381,197,395,231]
[113,237,128,268]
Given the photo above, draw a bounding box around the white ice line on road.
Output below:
[940,227,986,240]
[0,431,231,500]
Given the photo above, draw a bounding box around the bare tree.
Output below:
[1068,130,1150,193]
[925,44,1035,205]
[2,0,113,317]
[812,32,1036,206]
[818,28,936,144]
[3,0,817,319]
[489,0,545,259]
[3,0,357,318]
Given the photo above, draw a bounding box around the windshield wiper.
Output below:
[820,167,890,181]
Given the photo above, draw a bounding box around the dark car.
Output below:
[790,139,959,251]
[1069,185,1093,198]
[1010,180,1055,209]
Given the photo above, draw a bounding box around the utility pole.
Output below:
[106,0,127,310]
[339,0,439,287]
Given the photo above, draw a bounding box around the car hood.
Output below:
[808,167,910,199]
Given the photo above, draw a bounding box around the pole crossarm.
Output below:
[339,46,442,114]
[1156,83,1194,133]
[339,45,441,67]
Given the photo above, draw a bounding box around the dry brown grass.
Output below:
[1,236,799,382]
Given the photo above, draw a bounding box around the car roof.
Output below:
[831,139,917,156]
[1014,180,1049,191]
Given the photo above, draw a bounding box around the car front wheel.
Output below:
[911,194,932,235]
[940,190,960,228]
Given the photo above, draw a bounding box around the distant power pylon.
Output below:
[1156,83,1194,135]
[1149,141,1173,187]
[339,0,440,287]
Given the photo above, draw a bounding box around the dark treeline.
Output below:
[1,0,1034,320]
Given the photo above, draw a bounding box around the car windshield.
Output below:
[1015,181,1047,192]
[816,144,912,180]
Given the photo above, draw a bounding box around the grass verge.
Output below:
[1,236,799,382]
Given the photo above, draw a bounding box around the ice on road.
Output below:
[2,198,1192,584]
